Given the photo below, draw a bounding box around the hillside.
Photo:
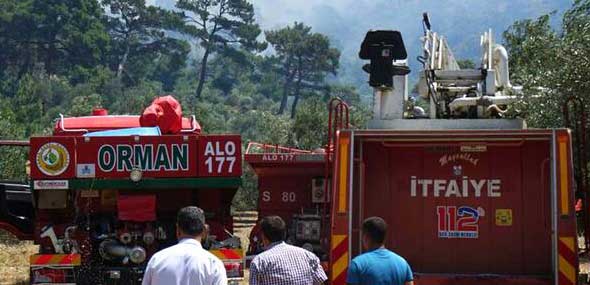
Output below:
[156,0,569,91]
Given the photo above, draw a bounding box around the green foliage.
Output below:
[0,98,27,181]
[456,59,476,69]
[0,0,109,79]
[291,97,328,150]
[69,94,102,117]
[503,14,559,89]
[265,22,340,117]
[502,3,590,128]
[102,0,189,89]
[0,0,372,210]
[503,1,590,197]
[175,0,266,98]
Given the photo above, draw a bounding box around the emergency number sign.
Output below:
[198,135,242,177]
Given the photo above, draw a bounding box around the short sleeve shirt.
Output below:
[142,238,227,285]
[346,248,413,285]
[249,242,327,285]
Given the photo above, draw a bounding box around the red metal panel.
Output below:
[76,135,198,178]
[197,135,242,177]
[413,274,551,285]
[246,156,325,226]
[357,134,554,277]
[29,134,243,180]
[257,174,315,221]
[30,137,76,179]
[244,153,326,165]
[117,195,156,222]
[522,141,552,274]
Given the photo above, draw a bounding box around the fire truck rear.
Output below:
[0,100,245,284]
[246,14,587,284]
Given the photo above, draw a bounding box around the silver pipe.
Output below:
[100,239,147,264]
[181,115,198,133]
[59,114,89,133]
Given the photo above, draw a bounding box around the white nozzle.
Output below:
[40,225,63,254]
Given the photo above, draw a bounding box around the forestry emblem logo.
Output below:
[36,143,70,176]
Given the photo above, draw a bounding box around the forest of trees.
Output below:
[0,0,370,209]
[0,0,588,210]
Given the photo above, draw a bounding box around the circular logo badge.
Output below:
[36,142,70,176]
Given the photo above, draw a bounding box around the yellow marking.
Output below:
[72,255,81,266]
[332,235,346,250]
[338,137,350,213]
[558,255,576,284]
[101,189,117,206]
[332,252,349,280]
[208,249,244,260]
[50,255,63,264]
[560,237,575,252]
[495,209,513,226]
[559,138,569,215]
[460,145,487,152]
[30,254,81,266]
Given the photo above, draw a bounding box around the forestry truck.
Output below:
[0,97,245,284]
[245,14,589,285]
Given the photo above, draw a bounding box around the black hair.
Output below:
[177,206,205,236]
[362,216,387,244]
[260,215,286,243]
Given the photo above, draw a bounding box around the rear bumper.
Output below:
[414,273,552,285]
[31,260,243,285]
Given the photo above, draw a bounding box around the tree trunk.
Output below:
[278,68,296,115]
[116,43,131,79]
[46,40,57,75]
[195,46,211,98]
[278,80,290,115]
[290,74,303,118]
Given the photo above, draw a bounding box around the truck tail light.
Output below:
[31,268,67,284]
[224,261,243,278]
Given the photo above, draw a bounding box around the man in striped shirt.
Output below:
[249,216,327,285]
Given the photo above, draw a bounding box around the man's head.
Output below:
[176,206,206,239]
[361,216,387,250]
[260,215,286,246]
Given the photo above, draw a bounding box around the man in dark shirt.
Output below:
[347,217,414,285]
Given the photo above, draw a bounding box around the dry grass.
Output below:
[233,211,256,285]
[0,230,38,285]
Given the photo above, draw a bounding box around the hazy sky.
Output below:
[152,0,572,85]
[152,0,570,54]
[252,0,569,50]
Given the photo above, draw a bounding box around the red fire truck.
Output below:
[247,127,582,285]
[245,15,588,285]
[0,99,246,284]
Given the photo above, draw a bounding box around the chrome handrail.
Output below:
[59,113,89,133]
[180,115,198,133]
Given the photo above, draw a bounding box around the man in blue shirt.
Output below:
[346,217,414,285]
